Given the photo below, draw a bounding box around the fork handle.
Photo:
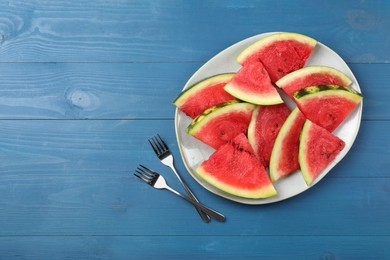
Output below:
[169,166,211,223]
[165,186,225,222]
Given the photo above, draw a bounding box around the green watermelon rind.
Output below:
[236,32,317,65]
[247,105,261,158]
[196,162,277,199]
[173,73,235,107]
[224,81,284,105]
[293,84,363,100]
[269,107,303,182]
[298,120,314,185]
[186,101,255,135]
[275,65,353,90]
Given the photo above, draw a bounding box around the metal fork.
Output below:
[148,134,211,223]
[134,165,225,222]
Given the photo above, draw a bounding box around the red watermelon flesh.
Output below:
[224,60,283,105]
[269,108,306,182]
[196,133,277,199]
[276,66,353,98]
[174,73,237,119]
[248,104,291,168]
[187,101,255,150]
[255,40,314,82]
[299,120,345,185]
[237,33,317,83]
[294,85,363,132]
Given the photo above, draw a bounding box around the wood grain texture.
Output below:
[1,175,389,236]
[0,120,388,237]
[0,62,194,119]
[0,0,388,63]
[0,120,386,180]
[0,0,388,258]
[0,236,388,259]
[0,63,385,120]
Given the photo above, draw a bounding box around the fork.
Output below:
[148,134,211,223]
[134,165,225,222]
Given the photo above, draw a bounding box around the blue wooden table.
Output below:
[0,1,389,259]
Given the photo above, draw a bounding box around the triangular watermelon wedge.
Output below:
[275,65,353,99]
[247,104,291,168]
[269,108,306,182]
[196,133,277,199]
[173,73,237,119]
[187,101,255,150]
[293,85,363,132]
[224,60,283,105]
[236,32,317,82]
[299,120,345,185]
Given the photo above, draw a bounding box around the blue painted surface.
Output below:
[0,0,388,259]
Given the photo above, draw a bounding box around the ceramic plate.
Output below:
[174,32,363,204]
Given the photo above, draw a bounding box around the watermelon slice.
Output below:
[236,32,317,82]
[173,73,237,119]
[247,104,291,168]
[196,133,277,199]
[299,120,345,185]
[275,65,353,98]
[293,85,363,132]
[187,101,255,150]
[269,108,306,182]
[224,60,283,105]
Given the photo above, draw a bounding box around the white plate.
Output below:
[174,32,363,204]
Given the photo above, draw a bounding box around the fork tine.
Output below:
[156,134,169,151]
[134,164,159,182]
[138,164,157,177]
[152,135,165,154]
[148,138,160,155]
[135,168,151,178]
[134,168,154,184]
[134,172,151,183]
[135,165,160,186]
[135,168,154,181]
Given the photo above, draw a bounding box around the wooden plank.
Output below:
[0,0,388,63]
[0,63,385,120]
[0,119,386,178]
[0,62,195,119]
[1,175,388,236]
[0,235,388,259]
[0,1,387,258]
[350,64,390,120]
[0,119,388,236]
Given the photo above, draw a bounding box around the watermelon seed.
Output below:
[327,113,336,121]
